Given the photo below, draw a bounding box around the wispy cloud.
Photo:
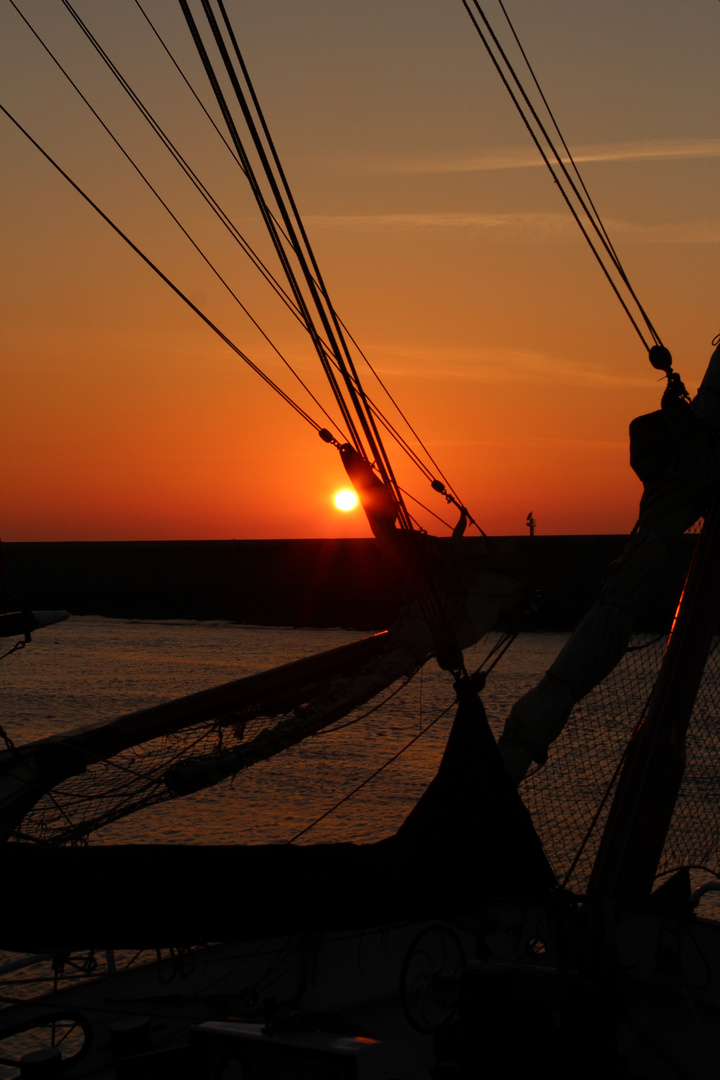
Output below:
[609,219,720,244]
[331,137,720,177]
[427,435,629,450]
[306,210,571,234]
[570,138,720,167]
[306,210,720,244]
[372,344,649,390]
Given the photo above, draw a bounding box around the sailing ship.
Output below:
[2,2,719,1076]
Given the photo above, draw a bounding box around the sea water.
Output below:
[1,616,563,846]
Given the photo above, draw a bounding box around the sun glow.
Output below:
[334,489,358,512]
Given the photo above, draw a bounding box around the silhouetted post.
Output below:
[526,511,536,538]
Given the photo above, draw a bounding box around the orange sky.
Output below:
[1,1,718,541]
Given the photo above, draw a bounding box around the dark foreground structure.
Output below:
[2,535,693,631]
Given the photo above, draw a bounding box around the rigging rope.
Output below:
[49,0,463,513]
[132,0,472,522]
[0,103,324,435]
[148,0,474,523]
[134,0,242,169]
[184,0,458,541]
[338,321,480,529]
[10,0,480,534]
[55,0,338,352]
[285,700,452,844]
[179,0,369,456]
[10,0,347,442]
[495,0,622,270]
[181,0,471,672]
[461,0,664,352]
[213,0,411,513]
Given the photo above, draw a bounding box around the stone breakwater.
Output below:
[2,535,693,631]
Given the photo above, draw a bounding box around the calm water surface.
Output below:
[2,616,565,845]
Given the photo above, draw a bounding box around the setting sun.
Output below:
[334,490,358,512]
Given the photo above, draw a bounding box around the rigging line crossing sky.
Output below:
[12,0,346,439]
[185,0,465,512]
[483,0,656,325]
[1,0,718,541]
[56,0,327,350]
[185,0,425,529]
[11,0,459,501]
[461,0,662,351]
[213,0,415,515]
[141,0,473,512]
[182,0,370,457]
[1,75,454,514]
[0,103,323,434]
[495,0,622,267]
[139,0,462,505]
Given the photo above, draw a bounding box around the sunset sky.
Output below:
[1,0,718,541]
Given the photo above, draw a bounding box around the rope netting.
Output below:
[521,634,659,889]
[662,637,720,880]
[13,710,267,846]
[521,525,720,892]
[10,663,433,847]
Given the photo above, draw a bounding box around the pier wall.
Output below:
[3,536,692,631]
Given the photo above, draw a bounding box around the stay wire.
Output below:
[135,0,462,515]
[79,0,450,461]
[194,2,367,456]
[463,0,654,348]
[465,0,638,303]
[495,0,662,346]
[171,0,469,513]
[461,0,661,351]
[16,1,466,529]
[10,0,347,443]
[133,0,241,168]
[182,0,366,453]
[213,0,412,523]
[0,103,323,435]
[398,488,454,533]
[71,0,474,525]
[142,0,471,519]
[467,0,662,348]
[24,0,475,531]
[133,0,341,345]
[197,3,466,660]
[58,0,324,351]
[496,0,622,267]
[338,321,481,529]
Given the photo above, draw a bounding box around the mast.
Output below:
[588,493,720,907]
